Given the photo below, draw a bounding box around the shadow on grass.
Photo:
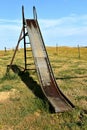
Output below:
[10,65,54,113]
[11,65,45,99]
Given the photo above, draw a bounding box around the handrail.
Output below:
[33,6,37,20]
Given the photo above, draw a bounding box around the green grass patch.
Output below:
[75,96,87,101]
[0,73,19,82]
[0,85,13,92]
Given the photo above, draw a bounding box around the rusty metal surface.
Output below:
[26,19,74,112]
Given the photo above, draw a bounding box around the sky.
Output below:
[0,0,87,50]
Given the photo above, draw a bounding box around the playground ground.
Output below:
[0,46,87,130]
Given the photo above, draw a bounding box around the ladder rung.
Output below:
[25,42,30,44]
[26,64,30,66]
[26,63,34,66]
[25,32,28,36]
[25,68,36,71]
[26,49,32,51]
[26,57,32,59]
[24,25,27,28]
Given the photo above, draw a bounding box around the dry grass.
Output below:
[0,46,87,130]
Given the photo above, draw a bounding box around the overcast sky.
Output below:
[0,0,87,50]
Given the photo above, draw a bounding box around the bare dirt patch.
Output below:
[0,89,20,103]
[0,91,10,102]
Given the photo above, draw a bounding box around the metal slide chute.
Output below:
[25,8,74,112]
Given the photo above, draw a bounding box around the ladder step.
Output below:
[25,42,30,44]
[25,68,36,71]
[24,25,27,28]
[26,63,34,66]
[26,57,32,59]
[26,49,32,51]
[25,32,28,36]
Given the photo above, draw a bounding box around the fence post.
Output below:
[4,47,6,52]
[56,43,58,55]
[78,44,80,59]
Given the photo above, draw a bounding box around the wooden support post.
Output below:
[22,6,27,70]
[6,27,23,73]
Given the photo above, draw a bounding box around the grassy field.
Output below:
[0,46,87,130]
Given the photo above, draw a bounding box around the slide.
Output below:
[26,19,74,112]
